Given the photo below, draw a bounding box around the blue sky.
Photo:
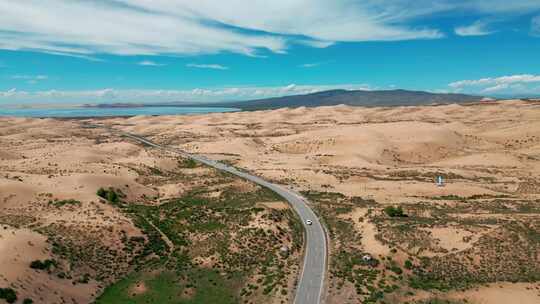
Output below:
[1,0,540,105]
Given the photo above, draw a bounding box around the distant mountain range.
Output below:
[88,89,485,111]
[221,89,485,110]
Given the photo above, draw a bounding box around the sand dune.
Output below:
[1,100,538,304]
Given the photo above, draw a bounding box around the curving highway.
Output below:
[88,124,328,304]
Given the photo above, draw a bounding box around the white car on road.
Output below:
[306,219,313,225]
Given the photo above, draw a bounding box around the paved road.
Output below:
[89,124,328,304]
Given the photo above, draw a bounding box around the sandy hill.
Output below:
[1,99,539,304]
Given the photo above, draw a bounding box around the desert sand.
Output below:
[0,115,301,304]
[101,100,539,201]
[98,99,539,303]
[1,99,539,303]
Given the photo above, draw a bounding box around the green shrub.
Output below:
[389,265,403,275]
[404,260,413,269]
[23,298,33,304]
[50,199,81,207]
[97,187,107,198]
[384,206,407,217]
[183,158,197,168]
[97,187,120,203]
[0,288,17,303]
[30,259,57,270]
[107,190,119,203]
[149,167,163,175]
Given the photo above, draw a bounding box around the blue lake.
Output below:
[0,106,239,118]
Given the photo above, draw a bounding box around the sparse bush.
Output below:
[149,166,163,175]
[0,288,17,303]
[30,260,44,269]
[30,259,57,271]
[388,265,403,275]
[50,199,81,207]
[405,259,413,269]
[384,206,407,217]
[97,188,107,198]
[107,190,119,203]
[183,158,197,168]
[97,187,120,203]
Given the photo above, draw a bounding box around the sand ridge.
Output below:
[1,100,539,304]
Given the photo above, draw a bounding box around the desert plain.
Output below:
[1,99,539,304]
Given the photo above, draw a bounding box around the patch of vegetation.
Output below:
[96,187,107,198]
[182,158,198,169]
[97,187,122,204]
[49,199,81,207]
[96,269,239,304]
[302,190,346,202]
[383,206,407,217]
[404,260,413,269]
[387,264,403,275]
[149,166,164,176]
[30,259,57,271]
[430,195,466,201]
[305,191,398,302]
[95,169,301,303]
[409,221,540,291]
[388,170,466,182]
[0,288,17,304]
[37,222,135,284]
[429,194,511,201]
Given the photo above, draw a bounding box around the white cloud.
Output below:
[42,51,104,62]
[455,20,494,36]
[296,40,335,48]
[11,75,48,80]
[449,74,540,95]
[0,83,372,105]
[0,0,453,59]
[532,15,540,36]
[186,63,229,70]
[0,1,286,57]
[9,74,48,84]
[0,1,538,58]
[482,83,509,92]
[138,60,165,66]
[0,88,22,97]
[299,63,322,68]
[155,0,444,42]
[450,74,540,88]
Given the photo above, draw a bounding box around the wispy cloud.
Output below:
[187,63,228,70]
[11,75,48,80]
[0,83,372,105]
[138,60,165,66]
[449,74,540,95]
[0,1,286,58]
[42,51,104,62]
[9,74,48,84]
[297,40,335,48]
[0,1,539,58]
[450,74,540,88]
[0,0,449,58]
[0,88,19,97]
[299,63,321,68]
[455,20,494,36]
